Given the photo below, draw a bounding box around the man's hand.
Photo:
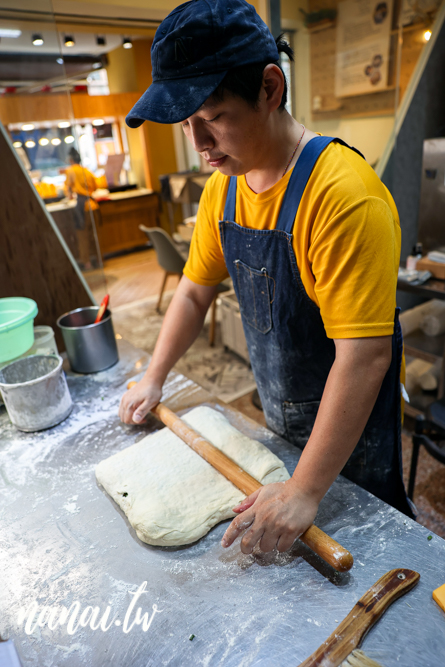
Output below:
[222,336,392,555]
[117,277,217,426]
[118,377,162,424]
[221,479,319,554]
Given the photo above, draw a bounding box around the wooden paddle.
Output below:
[151,401,354,572]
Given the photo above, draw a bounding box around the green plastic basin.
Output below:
[0,298,38,363]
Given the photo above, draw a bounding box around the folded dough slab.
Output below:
[96,406,290,547]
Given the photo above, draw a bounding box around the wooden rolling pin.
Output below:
[126,385,353,572]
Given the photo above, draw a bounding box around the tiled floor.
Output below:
[104,248,445,539]
[90,247,181,308]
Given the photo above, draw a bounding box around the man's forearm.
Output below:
[291,336,392,503]
[145,276,217,386]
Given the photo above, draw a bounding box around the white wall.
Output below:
[289,20,395,167]
[310,116,395,167]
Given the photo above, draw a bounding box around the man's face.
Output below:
[180,92,267,176]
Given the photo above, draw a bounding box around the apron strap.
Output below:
[276,137,365,234]
[223,175,237,221]
[222,137,365,229]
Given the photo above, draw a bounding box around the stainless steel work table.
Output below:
[1,340,445,666]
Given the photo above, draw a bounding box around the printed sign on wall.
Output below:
[335,0,393,97]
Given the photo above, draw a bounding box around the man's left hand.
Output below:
[221,479,319,554]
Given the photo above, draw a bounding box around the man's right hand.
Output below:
[118,377,162,424]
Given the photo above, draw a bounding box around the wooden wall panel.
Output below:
[308,0,431,120]
[0,124,93,351]
[0,92,141,125]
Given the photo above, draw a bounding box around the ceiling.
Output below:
[0,26,134,56]
[0,0,164,92]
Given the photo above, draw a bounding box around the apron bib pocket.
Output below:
[234,259,273,334]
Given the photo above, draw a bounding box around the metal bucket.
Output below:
[0,355,73,432]
[57,307,119,374]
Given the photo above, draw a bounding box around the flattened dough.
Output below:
[95,406,290,546]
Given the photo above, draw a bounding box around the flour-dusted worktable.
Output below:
[1,340,445,666]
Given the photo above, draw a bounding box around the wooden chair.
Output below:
[139,225,185,312]
[139,225,228,345]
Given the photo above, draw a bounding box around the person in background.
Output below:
[65,147,99,271]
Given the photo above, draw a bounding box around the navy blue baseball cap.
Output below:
[125,0,279,127]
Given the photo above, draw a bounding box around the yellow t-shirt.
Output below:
[183,141,401,339]
[65,164,99,211]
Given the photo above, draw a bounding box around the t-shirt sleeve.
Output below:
[183,177,229,286]
[309,195,400,339]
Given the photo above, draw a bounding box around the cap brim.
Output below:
[125,70,228,127]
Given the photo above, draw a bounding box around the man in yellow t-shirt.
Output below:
[119,0,413,555]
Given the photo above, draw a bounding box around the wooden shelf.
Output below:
[404,329,445,363]
[405,402,427,419]
[398,277,445,417]
[397,278,445,301]
[405,392,438,419]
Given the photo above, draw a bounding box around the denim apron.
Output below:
[219,136,414,517]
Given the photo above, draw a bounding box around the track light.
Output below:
[96,35,106,47]
[39,138,50,146]
[51,138,61,146]
[58,121,71,128]
[32,34,44,46]
[25,140,36,148]
[64,35,75,47]
[21,124,35,131]
[424,30,432,42]
[122,37,132,49]
[0,29,21,38]
[64,135,75,144]
[13,141,22,148]
[92,119,105,126]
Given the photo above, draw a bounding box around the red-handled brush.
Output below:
[94,294,110,324]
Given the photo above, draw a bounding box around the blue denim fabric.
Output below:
[220,136,414,517]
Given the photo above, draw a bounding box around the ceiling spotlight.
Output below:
[96,35,106,47]
[21,123,35,131]
[25,140,36,148]
[424,30,432,42]
[58,121,71,128]
[39,137,50,146]
[13,141,22,148]
[32,34,44,46]
[64,135,75,144]
[51,137,61,146]
[0,29,21,38]
[122,37,132,49]
[64,35,75,47]
[56,57,64,65]
[92,118,105,126]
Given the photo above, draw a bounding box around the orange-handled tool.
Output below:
[95,294,110,324]
[126,383,354,572]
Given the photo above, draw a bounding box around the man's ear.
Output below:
[261,64,285,112]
